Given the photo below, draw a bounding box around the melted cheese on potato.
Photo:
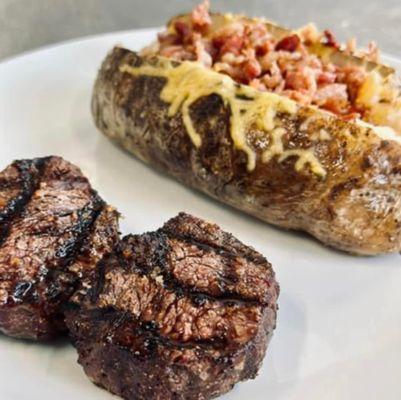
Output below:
[120,60,326,177]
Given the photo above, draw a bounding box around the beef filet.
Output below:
[66,213,279,400]
[0,156,119,340]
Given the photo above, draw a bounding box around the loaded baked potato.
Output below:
[92,1,401,255]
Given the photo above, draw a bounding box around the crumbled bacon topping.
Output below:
[191,0,212,28]
[275,34,301,52]
[322,30,340,49]
[147,0,392,121]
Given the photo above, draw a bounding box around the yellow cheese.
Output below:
[120,59,326,177]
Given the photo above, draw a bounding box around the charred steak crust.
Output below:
[66,213,279,400]
[0,156,120,340]
[0,158,47,245]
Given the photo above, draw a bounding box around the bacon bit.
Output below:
[275,34,301,52]
[317,71,337,85]
[314,83,348,106]
[256,40,275,56]
[211,35,225,49]
[243,59,262,81]
[246,23,271,48]
[322,98,350,115]
[285,68,317,95]
[314,83,349,114]
[216,35,245,56]
[157,32,179,46]
[337,65,367,101]
[159,46,195,61]
[282,89,312,106]
[191,0,212,29]
[322,30,340,49]
[174,21,193,43]
[262,69,284,91]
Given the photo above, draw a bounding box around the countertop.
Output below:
[1,0,401,60]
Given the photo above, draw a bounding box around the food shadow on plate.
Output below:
[0,331,71,347]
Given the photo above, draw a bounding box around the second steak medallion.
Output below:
[66,212,279,400]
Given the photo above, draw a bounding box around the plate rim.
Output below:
[0,27,161,66]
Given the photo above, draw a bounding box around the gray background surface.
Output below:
[1,0,401,60]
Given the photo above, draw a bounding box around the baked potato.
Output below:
[92,3,401,255]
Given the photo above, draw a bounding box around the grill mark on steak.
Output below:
[53,198,104,264]
[83,308,230,355]
[164,230,251,261]
[94,232,268,307]
[96,262,263,345]
[0,158,49,246]
[108,312,238,355]
[160,212,267,264]
[164,236,273,304]
[41,199,105,305]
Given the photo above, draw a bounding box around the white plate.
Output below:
[0,28,401,400]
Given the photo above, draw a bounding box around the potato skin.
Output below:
[92,47,401,255]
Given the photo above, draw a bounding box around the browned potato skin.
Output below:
[92,47,401,255]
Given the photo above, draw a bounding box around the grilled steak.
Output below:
[66,213,279,400]
[0,156,119,340]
